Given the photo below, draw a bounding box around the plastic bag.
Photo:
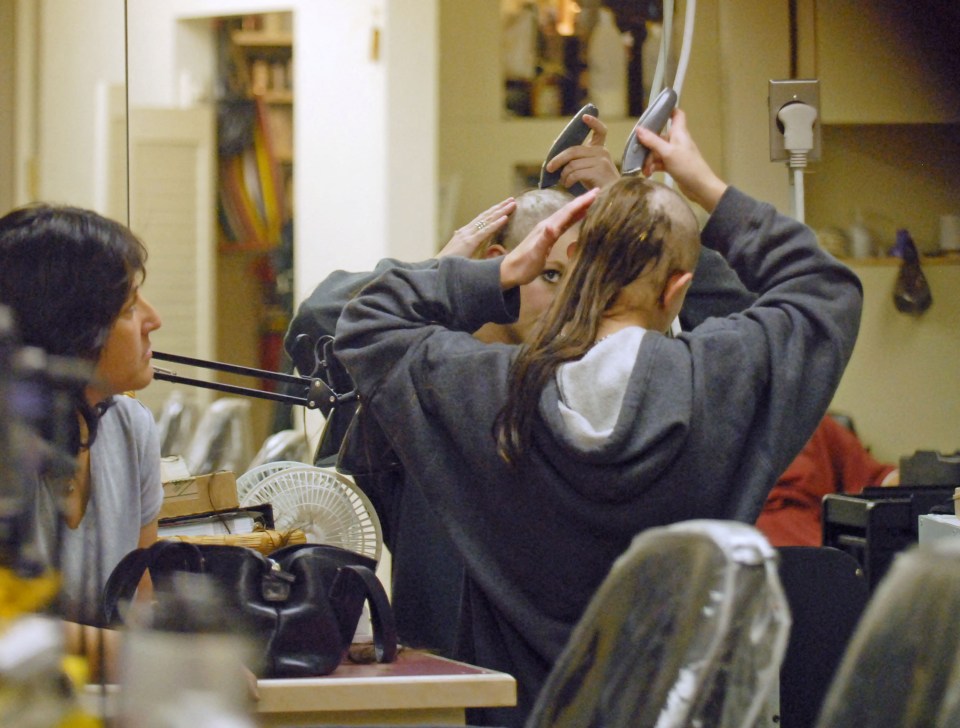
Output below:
[890,229,932,315]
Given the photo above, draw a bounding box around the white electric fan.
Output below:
[235,460,304,502]
[239,465,383,562]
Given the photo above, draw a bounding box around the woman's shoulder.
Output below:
[100,394,157,438]
[105,393,154,416]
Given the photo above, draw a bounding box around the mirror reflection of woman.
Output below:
[0,204,163,678]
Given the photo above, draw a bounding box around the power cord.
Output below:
[777,101,818,223]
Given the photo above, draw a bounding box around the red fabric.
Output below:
[756,415,897,547]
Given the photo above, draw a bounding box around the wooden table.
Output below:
[85,649,516,726]
[255,649,516,726]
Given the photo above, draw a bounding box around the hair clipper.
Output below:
[620,87,678,175]
[538,103,599,196]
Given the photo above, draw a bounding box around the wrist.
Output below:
[499,257,521,290]
[692,177,728,214]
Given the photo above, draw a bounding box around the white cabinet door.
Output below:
[127,105,216,416]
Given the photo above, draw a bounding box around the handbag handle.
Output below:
[331,565,398,663]
[103,542,398,670]
[102,541,207,625]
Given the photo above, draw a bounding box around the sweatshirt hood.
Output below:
[539,329,694,502]
[555,327,646,447]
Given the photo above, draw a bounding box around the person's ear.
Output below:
[484,244,507,259]
[661,271,693,310]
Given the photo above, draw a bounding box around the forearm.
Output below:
[684,174,728,214]
[703,187,862,322]
[285,259,435,375]
[695,187,863,476]
[334,257,516,396]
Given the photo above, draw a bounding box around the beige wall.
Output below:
[0,0,13,213]
[438,0,959,462]
[832,263,960,463]
[714,1,791,211]
[806,124,960,255]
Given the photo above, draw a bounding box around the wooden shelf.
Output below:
[231,30,292,48]
[258,90,293,104]
[219,13,294,248]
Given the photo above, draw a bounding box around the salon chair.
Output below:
[525,519,790,728]
[776,546,869,728]
[319,520,791,728]
[815,540,960,728]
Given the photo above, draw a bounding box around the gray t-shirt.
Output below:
[34,395,163,625]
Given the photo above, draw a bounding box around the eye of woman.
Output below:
[540,268,564,284]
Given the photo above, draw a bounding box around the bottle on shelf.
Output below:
[587,7,628,118]
[847,210,875,259]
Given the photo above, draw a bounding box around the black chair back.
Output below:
[776,546,869,728]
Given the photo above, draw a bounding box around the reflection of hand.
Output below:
[880,469,900,487]
[544,115,619,191]
[438,197,516,258]
[500,188,598,289]
[637,108,727,213]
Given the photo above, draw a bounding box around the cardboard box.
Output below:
[160,471,240,520]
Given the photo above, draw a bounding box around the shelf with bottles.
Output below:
[500,0,667,119]
[223,13,293,105]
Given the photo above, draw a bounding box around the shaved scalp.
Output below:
[485,188,575,254]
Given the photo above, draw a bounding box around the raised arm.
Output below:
[334,191,596,400]
[285,198,516,375]
[284,260,418,376]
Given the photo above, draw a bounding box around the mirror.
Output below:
[501,0,668,119]
[4,1,520,465]
[125,4,297,454]
[1,0,127,216]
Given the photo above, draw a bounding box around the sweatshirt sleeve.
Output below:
[334,257,518,398]
[818,415,897,493]
[688,187,864,519]
[680,247,757,328]
[284,259,436,376]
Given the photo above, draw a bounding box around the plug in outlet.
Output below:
[769,79,821,163]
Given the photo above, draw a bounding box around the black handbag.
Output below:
[101,541,398,678]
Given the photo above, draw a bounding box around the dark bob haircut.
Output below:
[0,204,148,361]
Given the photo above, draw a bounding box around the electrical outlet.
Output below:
[769,79,821,163]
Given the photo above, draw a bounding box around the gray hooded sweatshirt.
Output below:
[335,187,862,727]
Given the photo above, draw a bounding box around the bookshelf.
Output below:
[217,12,293,253]
[214,12,296,449]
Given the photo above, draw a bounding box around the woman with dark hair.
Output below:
[0,204,163,648]
[333,109,862,727]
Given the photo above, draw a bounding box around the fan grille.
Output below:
[240,466,382,562]
[236,460,304,502]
